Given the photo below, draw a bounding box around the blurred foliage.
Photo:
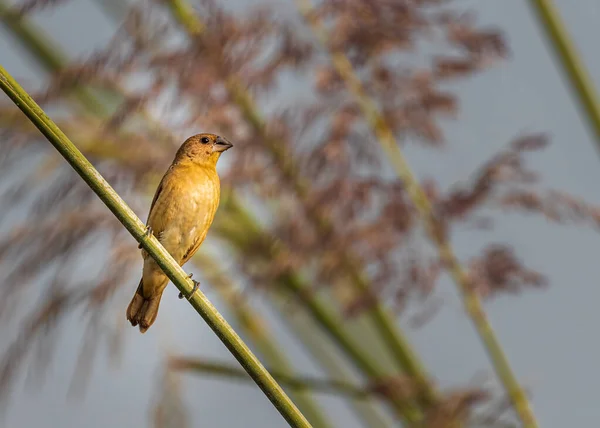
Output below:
[2,0,599,426]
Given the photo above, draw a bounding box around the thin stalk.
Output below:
[194,251,334,428]
[294,1,537,426]
[527,0,600,151]
[166,1,428,410]
[170,357,370,399]
[292,2,439,406]
[0,65,311,428]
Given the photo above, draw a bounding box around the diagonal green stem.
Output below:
[293,0,537,426]
[0,65,311,428]
[526,0,600,152]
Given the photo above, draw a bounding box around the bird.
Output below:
[126,133,233,333]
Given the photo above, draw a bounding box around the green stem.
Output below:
[170,357,370,399]
[0,65,311,428]
[294,0,536,425]
[527,0,600,152]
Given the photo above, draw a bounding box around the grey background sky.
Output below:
[1,0,599,426]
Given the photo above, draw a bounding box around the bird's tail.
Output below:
[126,279,163,333]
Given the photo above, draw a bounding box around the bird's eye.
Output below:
[201,137,210,144]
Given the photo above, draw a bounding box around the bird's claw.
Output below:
[179,274,199,300]
[138,225,153,249]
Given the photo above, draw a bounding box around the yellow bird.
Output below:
[126,133,233,333]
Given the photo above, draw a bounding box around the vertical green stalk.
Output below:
[165,1,429,408]
[293,0,537,426]
[0,64,311,428]
[526,0,600,151]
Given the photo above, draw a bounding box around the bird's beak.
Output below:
[214,136,233,152]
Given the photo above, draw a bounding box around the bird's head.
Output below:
[174,133,233,167]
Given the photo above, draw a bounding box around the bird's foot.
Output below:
[138,225,153,249]
[179,274,199,300]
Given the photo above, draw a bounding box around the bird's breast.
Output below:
[148,166,220,262]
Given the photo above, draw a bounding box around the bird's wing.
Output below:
[147,165,173,223]
[179,232,207,266]
[179,189,219,266]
